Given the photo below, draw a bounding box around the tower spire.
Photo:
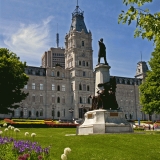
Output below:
[56,23,59,48]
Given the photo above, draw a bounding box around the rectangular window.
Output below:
[62,85,65,91]
[83,71,86,77]
[24,108,27,116]
[40,96,43,103]
[52,84,55,90]
[40,84,43,90]
[32,95,35,102]
[71,83,73,91]
[83,84,86,91]
[32,83,35,90]
[71,96,73,103]
[83,97,86,103]
[24,85,27,89]
[51,71,54,76]
[82,41,84,46]
[52,95,55,103]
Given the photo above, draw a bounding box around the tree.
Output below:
[0,48,29,114]
[118,0,160,114]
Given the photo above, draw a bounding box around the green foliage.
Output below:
[119,0,160,44]
[119,0,160,114]
[139,44,160,114]
[0,48,29,114]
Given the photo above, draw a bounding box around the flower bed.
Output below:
[45,122,79,128]
[0,123,71,160]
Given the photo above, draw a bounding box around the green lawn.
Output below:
[5,128,160,160]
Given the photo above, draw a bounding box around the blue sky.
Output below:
[0,0,159,77]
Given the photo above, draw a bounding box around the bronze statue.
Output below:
[98,38,108,65]
[89,77,118,110]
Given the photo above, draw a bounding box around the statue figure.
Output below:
[98,38,108,65]
[89,77,118,110]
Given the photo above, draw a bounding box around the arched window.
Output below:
[51,71,54,76]
[36,111,39,117]
[57,71,60,77]
[40,109,43,116]
[88,98,90,104]
[20,111,23,117]
[80,97,82,103]
[79,84,82,90]
[87,85,90,91]
[57,97,60,103]
[57,85,60,91]
[57,111,60,117]
[86,62,89,66]
[12,111,15,117]
[29,111,31,117]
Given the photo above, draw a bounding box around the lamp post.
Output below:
[80,105,85,119]
[68,107,74,122]
[20,103,23,119]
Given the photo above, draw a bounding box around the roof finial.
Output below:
[140,51,142,62]
[77,0,78,7]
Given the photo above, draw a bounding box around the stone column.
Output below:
[94,64,111,96]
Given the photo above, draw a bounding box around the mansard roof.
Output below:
[111,76,142,85]
[25,66,46,76]
[70,5,88,33]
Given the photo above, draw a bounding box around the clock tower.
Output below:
[64,4,94,119]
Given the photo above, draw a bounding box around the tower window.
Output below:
[86,62,89,66]
[57,85,60,91]
[82,41,84,46]
[57,97,60,103]
[87,85,90,91]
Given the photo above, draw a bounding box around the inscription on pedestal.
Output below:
[87,114,93,119]
[110,112,118,116]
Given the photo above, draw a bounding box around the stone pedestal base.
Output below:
[94,64,111,96]
[77,109,133,135]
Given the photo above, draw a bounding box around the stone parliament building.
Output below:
[1,5,160,121]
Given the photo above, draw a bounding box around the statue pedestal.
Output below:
[95,64,111,96]
[77,109,133,135]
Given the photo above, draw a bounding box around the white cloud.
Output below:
[4,16,54,65]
